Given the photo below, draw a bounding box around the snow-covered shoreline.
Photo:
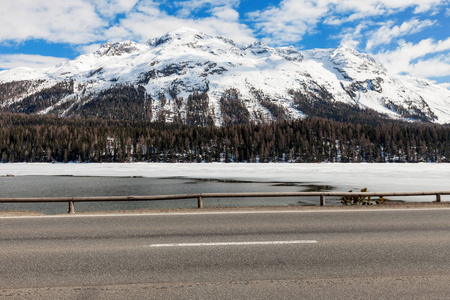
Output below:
[1,163,449,193]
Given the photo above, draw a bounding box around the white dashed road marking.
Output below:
[146,240,318,247]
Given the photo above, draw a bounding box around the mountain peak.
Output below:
[96,41,146,57]
[334,44,358,53]
[1,28,449,125]
[168,27,203,36]
[148,27,210,48]
[331,45,368,62]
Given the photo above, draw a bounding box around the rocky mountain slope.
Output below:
[1,27,449,125]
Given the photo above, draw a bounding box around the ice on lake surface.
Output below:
[1,163,449,214]
[2,163,449,191]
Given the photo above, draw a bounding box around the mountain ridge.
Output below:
[1,27,449,125]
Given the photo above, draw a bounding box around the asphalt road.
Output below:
[1,208,450,299]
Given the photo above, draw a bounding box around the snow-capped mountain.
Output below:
[1,27,449,125]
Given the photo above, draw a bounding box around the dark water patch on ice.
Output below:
[56,175,146,179]
[271,183,336,192]
[301,185,336,192]
[189,178,255,184]
[272,183,305,187]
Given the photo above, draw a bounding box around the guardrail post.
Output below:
[197,196,203,209]
[436,194,442,203]
[320,195,326,206]
[68,201,75,214]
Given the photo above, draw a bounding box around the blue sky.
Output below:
[0,0,449,88]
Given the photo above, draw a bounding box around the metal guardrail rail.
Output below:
[1,191,449,214]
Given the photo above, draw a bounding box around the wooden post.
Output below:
[68,201,75,214]
[436,194,442,203]
[197,196,203,209]
[320,195,326,206]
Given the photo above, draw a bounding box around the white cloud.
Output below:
[103,2,254,45]
[249,0,448,45]
[76,44,103,54]
[0,0,152,45]
[0,54,68,69]
[439,82,450,89]
[407,56,450,78]
[338,22,371,48]
[0,0,446,48]
[91,0,139,17]
[0,0,254,51]
[174,0,240,17]
[248,0,330,45]
[210,6,240,21]
[366,19,436,50]
[331,0,447,15]
[375,38,450,78]
[325,0,447,24]
[0,0,106,44]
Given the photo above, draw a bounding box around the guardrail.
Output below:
[1,191,449,214]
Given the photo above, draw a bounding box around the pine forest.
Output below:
[1,112,449,163]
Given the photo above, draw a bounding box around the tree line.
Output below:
[1,112,449,163]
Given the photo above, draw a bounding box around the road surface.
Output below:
[1,208,450,299]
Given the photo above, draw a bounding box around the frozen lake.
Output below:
[1,163,449,214]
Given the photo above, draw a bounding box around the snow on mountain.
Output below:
[1,27,450,124]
